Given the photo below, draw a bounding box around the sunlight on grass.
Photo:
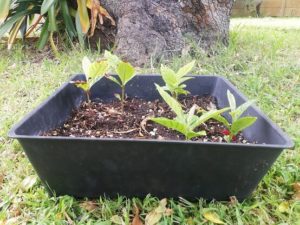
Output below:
[231,18,300,30]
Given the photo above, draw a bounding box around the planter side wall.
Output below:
[19,138,282,200]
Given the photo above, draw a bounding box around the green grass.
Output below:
[1,23,300,224]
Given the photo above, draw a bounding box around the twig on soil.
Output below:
[114,128,138,134]
[140,117,152,133]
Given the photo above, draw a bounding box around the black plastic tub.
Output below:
[9,75,294,200]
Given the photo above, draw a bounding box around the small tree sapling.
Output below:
[70,56,109,103]
[151,84,229,140]
[104,51,136,112]
[214,90,257,142]
[160,61,195,99]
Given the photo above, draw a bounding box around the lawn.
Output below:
[0,19,300,224]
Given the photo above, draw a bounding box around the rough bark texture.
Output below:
[92,0,233,66]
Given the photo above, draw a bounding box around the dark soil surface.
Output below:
[45,96,249,143]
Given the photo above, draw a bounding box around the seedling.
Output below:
[104,51,136,111]
[112,61,135,110]
[160,61,195,99]
[214,90,257,142]
[70,56,109,103]
[151,85,229,140]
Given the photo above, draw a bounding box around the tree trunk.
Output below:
[91,0,233,66]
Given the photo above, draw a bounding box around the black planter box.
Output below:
[9,75,294,200]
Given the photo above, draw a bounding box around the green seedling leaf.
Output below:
[231,116,257,135]
[213,114,230,128]
[103,52,137,110]
[174,88,189,96]
[72,81,89,92]
[82,56,91,77]
[71,56,108,103]
[230,99,256,121]
[190,107,230,131]
[161,65,177,89]
[88,60,109,80]
[176,60,195,78]
[116,61,135,86]
[81,56,108,82]
[151,117,187,136]
[160,61,195,98]
[155,84,183,118]
[177,76,193,85]
[109,76,121,86]
[186,130,206,140]
[227,90,236,112]
[152,86,225,140]
[215,89,257,142]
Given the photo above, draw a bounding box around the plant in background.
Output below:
[151,85,229,140]
[0,0,115,53]
[160,60,195,99]
[214,90,257,142]
[70,56,108,103]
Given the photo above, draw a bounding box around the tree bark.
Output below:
[91,0,233,66]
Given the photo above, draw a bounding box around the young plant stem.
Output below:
[172,92,178,100]
[86,91,91,104]
[121,85,125,112]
